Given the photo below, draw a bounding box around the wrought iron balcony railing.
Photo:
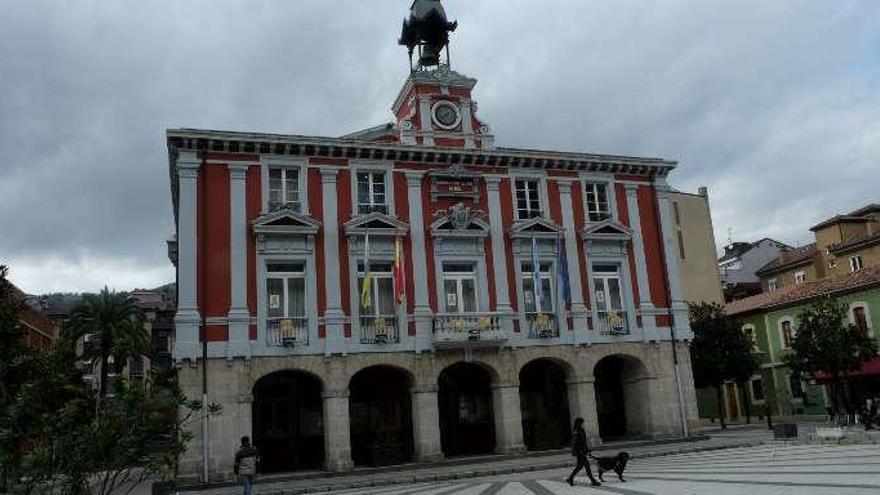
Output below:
[525,312,559,339]
[432,312,507,346]
[267,317,309,347]
[596,310,629,336]
[360,315,400,345]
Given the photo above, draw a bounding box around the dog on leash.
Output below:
[590,452,630,482]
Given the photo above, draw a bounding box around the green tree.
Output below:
[68,288,146,403]
[784,298,878,414]
[689,302,760,429]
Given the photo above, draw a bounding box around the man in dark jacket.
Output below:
[567,417,600,487]
[234,436,260,495]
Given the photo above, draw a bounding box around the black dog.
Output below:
[590,452,630,482]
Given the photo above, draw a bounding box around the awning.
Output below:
[815,356,880,384]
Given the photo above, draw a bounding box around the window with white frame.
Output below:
[768,278,778,292]
[850,255,864,272]
[780,319,794,349]
[750,377,765,403]
[356,171,389,215]
[514,179,543,219]
[268,168,301,211]
[585,182,611,222]
[521,262,554,315]
[592,264,628,334]
[794,270,806,285]
[442,263,478,314]
[266,263,307,343]
[358,261,397,342]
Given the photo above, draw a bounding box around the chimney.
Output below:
[698,186,708,197]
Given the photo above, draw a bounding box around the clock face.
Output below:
[432,101,461,129]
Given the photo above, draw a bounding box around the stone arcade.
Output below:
[167,0,698,480]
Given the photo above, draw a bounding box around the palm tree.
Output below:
[69,287,145,404]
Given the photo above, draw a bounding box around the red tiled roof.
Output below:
[755,243,817,276]
[726,264,880,316]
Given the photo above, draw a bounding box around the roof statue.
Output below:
[398,0,458,70]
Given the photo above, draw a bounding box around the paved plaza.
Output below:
[299,444,880,495]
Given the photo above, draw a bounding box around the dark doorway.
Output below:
[519,359,572,450]
[594,356,627,440]
[438,362,496,456]
[252,371,324,473]
[349,366,414,467]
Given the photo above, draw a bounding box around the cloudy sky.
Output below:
[1,0,878,294]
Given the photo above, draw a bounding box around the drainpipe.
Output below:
[650,174,690,438]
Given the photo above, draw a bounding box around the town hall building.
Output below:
[167,0,699,480]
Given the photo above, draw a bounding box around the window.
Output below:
[742,325,758,350]
[750,378,765,402]
[673,201,682,225]
[585,182,610,222]
[781,319,794,349]
[358,261,397,343]
[677,231,686,260]
[853,306,869,334]
[514,179,543,219]
[789,372,804,400]
[442,263,478,314]
[268,168,301,211]
[794,271,806,285]
[593,264,628,334]
[522,262,554,314]
[356,171,388,215]
[768,279,778,292]
[266,262,307,345]
[828,258,837,269]
[850,255,864,272]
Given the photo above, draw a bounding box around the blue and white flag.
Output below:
[556,235,572,306]
[531,237,543,310]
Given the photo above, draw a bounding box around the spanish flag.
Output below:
[393,236,406,305]
[360,231,372,310]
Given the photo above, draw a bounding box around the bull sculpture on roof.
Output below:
[399,0,458,70]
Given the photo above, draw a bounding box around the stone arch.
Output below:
[348,365,415,467]
[437,361,498,456]
[252,369,325,473]
[518,357,574,450]
[593,353,653,440]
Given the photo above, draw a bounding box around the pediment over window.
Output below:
[252,208,321,236]
[344,212,409,237]
[509,217,564,239]
[430,203,490,238]
[581,220,632,242]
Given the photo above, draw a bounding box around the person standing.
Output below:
[567,417,600,487]
[234,436,260,495]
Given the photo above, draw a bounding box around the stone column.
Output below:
[321,169,347,356]
[567,378,601,446]
[486,177,513,333]
[406,171,433,353]
[323,390,353,472]
[625,183,657,342]
[654,179,690,340]
[411,386,443,462]
[227,164,251,359]
[174,151,202,362]
[557,180,590,345]
[492,383,526,454]
[417,96,435,147]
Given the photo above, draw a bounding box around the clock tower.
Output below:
[392,0,494,149]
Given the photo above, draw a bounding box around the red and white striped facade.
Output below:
[167,67,692,362]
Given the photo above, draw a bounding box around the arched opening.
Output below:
[349,366,415,467]
[438,362,496,456]
[252,370,324,473]
[593,355,651,441]
[519,359,572,450]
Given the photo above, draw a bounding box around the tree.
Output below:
[68,288,146,403]
[784,298,878,415]
[689,302,760,429]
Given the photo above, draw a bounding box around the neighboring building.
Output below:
[166,1,699,480]
[9,285,57,351]
[669,187,724,306]
[718,238,791,302]
[723,264,880,420]
[756,204,880,293]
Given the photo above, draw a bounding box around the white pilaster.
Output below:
[406,171,433,353]
[411,386,443,462]
[486,177,513,335]
[625,183,657,342]
[321,169,347,356]
[227,164,251,359]
[174,151,201,362]
[557,180,589,345]
[460,99,476,149]
[417,96,435,147]
[323,390,354,472]
[655,179,691,340]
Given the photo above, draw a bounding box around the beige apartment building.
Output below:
[670,187,725,306]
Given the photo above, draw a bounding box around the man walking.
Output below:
[567,417,600,487]
[234,436,260,495]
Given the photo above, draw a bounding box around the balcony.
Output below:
[525,312,560,339]
[359,315,400,345]
[596,310,629,336]
[267,317,309,347]
[433,313,508,348]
